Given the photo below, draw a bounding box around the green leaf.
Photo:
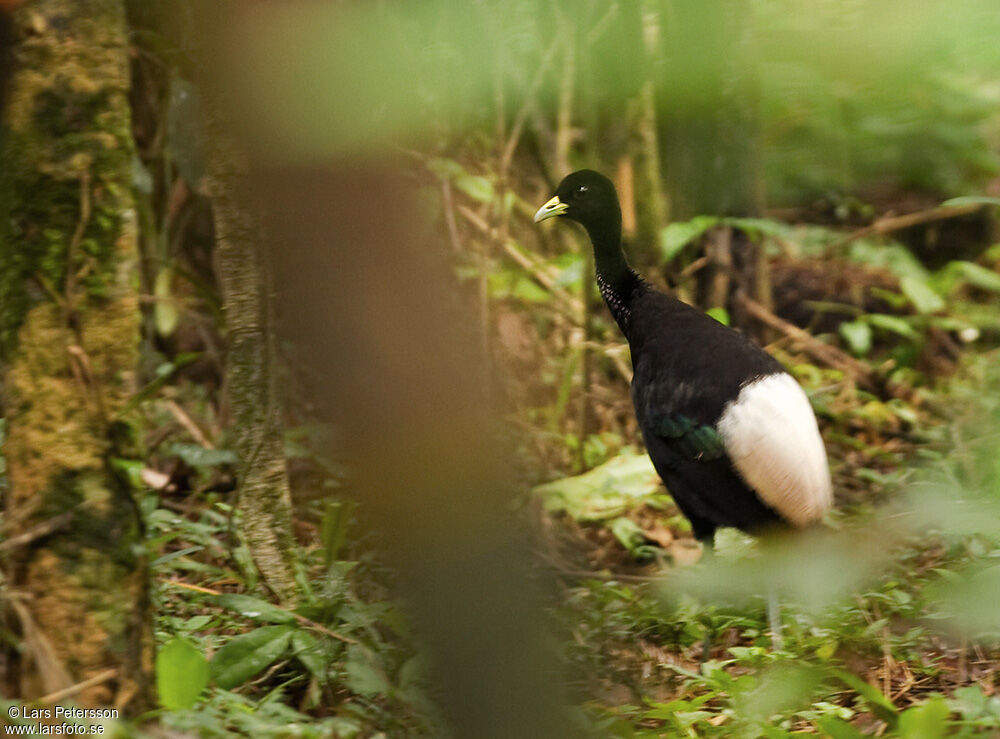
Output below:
[897,697,949,739]
[154,267,180,338]
[344,646,391,697]
[320,499,356,566]
[954,261,1000,293]
[941,196,1000,207]
[454,174,494,204]
[167,443,239,468]
[157,637,209,710]
[426,157,464,180]
[211,625,294,689]
[705,307,730,325]
[211,594,296,624]
[839,320,872,356]
[659,216,719,263]
[554,257,585,288]
[291,630,332,679]
[900,275,945,313]
[511,277,551,303]
[726,217,793,240]
[815,716,865,739]
[866,314,919,340]
[830,668,898,726]
[533,450,662,522]
[608,516,646,554]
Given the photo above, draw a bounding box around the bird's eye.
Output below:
[577,185,589,195]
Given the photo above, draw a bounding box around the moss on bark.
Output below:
[0,0,152,710]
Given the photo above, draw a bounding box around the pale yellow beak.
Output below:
[533,195,568,223]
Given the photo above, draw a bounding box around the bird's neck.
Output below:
[586,219,638,331]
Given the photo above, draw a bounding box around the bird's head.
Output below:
[533,169,620,233]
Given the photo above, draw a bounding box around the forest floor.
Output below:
[120,171,1000,737]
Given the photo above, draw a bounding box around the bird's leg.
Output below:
[697,533,716,663]
[767,584,784,651]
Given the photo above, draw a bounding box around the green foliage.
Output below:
[211,625,295,690]
[533,450,667,522]
[157,637,210,710]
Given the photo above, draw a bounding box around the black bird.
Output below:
[534,170,832,550]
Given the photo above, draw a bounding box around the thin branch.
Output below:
[735,293,889,395]
[36,668,118,706]
[0,511,75,553]
[831,202,985,250]
[166,399,214,449]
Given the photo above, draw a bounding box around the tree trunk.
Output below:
[0,0,151,710]
[655,0,770,333]
[205,128,299,605]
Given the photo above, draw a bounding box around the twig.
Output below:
[678,255,710,280]
[457,204,583,319]
[0,511,75,553]
[830,202,985,250]
[166,399,214,449]
[735,293,886,394]
[36,668,118,706]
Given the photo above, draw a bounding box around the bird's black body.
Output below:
[535,170,797,544]
[624,282,784,541]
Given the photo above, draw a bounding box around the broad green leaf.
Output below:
[900,275,945,314]
[344,646,391,697]
[533,450,663,521]
[157,637,209,710]
[839,320,872,356]
[897,697,949,739]
[211,625,294,689]
[659,216,719,263]
[291,630,332,679]
[211,594,296,624]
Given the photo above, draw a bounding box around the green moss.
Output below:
[33,78,113,136]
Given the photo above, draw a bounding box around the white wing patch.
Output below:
[716,372,832,527]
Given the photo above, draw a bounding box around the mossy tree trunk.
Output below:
[205,130,299,605]
[0,0,152,710]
